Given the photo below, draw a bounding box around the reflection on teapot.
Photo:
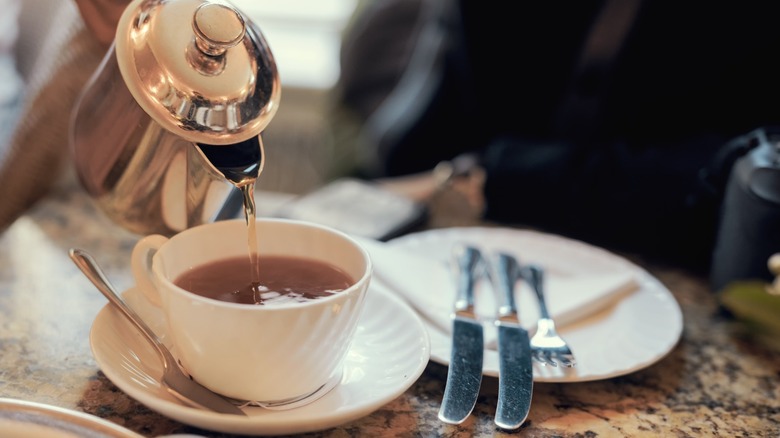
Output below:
[70,0,280,236]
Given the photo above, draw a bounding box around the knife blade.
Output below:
[490,252,533,429]
[438,244,485,424]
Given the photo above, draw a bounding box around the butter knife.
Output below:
[438,244,485,424]
[490,252,533,429]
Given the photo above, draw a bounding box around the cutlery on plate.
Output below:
[522,264,577,367]
[438,244,485,424]
[489,252,533,429]
[68,248,247,416]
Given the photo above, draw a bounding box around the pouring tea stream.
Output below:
[196,136,265,293]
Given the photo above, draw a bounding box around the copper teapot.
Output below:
[70,0,280,236]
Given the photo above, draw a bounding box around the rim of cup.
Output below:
[148,217,373,310]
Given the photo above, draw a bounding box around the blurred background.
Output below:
[230,0,360,195]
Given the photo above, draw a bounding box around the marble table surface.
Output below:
[1,174,779,437]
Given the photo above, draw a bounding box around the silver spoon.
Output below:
[69,248,247,416]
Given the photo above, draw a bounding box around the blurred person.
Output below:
[0,0,24,161]
[72,0,129,47]
[329,0,780,271]
[0,0,127,232]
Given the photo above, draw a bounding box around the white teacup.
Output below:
[131,218,372,403]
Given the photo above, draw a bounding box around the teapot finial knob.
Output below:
[192,2,246,56]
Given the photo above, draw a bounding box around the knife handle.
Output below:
[491,252,521,322]
[452,244,483,315]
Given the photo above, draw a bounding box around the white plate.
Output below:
[0,398,143,438]
[387,227,683,382]
[89,283,430,436]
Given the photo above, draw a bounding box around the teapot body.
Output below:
[69,0,279,236]
[71,47,242,236]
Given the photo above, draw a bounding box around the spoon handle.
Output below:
[70,248,247,416]
[69,248,174,370]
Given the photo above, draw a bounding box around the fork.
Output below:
[521,264,576,367]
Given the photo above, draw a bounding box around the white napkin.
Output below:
[354,236,639,347]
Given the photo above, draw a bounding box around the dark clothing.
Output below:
[336,0,780,269]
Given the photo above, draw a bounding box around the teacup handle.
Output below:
[131,234,169,307]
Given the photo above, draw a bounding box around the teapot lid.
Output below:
[114,0,280,145]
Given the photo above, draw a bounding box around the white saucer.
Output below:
[387,227,684,382]
[89,283,430,436]
[0,398,143,438]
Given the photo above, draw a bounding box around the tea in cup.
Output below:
[131,218,372,403]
